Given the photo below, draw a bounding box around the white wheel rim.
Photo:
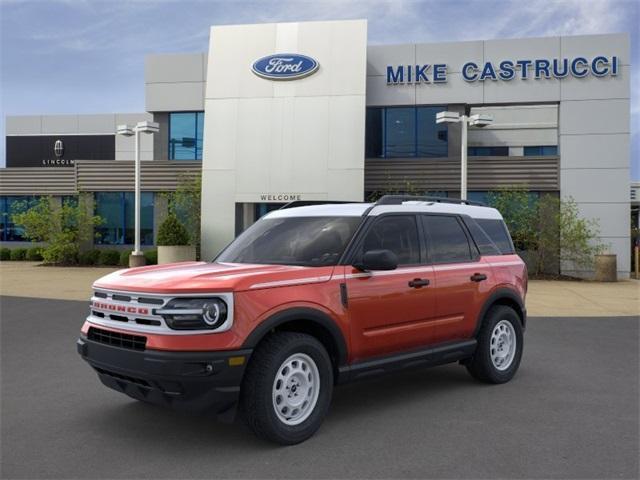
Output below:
[490,320,517,371]
[272,353,320,426]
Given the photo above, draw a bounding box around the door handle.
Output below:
[470,273,487,282]
[408,278,430,288]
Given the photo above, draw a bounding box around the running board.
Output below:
[337,339,477,384]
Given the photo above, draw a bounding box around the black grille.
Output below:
[137,297,164,305]
[88,327,146,351]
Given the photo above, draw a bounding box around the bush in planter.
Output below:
[144,249,158,265]
[0,248,10,261]
[119,250,131,267]
[98,249,120,266]
[79,249,101,265]
[157,214,189,246]
[10,248,27,261]
[26,247,43,261]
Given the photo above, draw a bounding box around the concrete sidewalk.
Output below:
[0,261,638,317]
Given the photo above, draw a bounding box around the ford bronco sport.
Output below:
[78,195,527,444]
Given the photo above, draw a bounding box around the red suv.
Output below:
[78,195,527,444]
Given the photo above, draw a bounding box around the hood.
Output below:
[93,261,335,294]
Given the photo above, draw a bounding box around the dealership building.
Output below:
[0,20,632,277]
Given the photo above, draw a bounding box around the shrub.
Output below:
[44,242,78,265]
[119,250,131,267]
[26,247,43,261]
[11,196,103,265]
[0,248,11,261]
[79,249,101,265]
[164,173,201,247]
[10,248,27,261]
[144,249,158,265]
[98,250,120,266]
[157,214,190,246]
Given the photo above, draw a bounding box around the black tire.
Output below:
[241,332,333,445]
[466,305,523,384]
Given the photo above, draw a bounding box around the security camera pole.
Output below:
[436,111,493,200]
[116,121,159,267]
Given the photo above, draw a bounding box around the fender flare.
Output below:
[242,307,349,367]
[473,287,526,336]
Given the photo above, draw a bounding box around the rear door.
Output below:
[421,214,491,343]
[345,214,436,360]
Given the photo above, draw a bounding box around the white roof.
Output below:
[264,201,503,220]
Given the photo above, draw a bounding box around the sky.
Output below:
[1,0,638,178]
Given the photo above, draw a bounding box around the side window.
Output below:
[476,219,515,254]
[422,215,472,263]
[360,215,420,265]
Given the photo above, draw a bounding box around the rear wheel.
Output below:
[241,332,333,445]
[466,305,523,384]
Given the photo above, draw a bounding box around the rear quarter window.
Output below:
[475,219,515,254]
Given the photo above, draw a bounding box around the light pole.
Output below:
[116,121,159,267]
[436,111,493,200]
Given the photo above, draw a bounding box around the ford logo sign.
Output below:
[252,54,319,80]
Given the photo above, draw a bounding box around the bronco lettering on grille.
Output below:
[91,300,149,315]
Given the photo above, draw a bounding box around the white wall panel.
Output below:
[560,168,629,203]
[560,33,630,65]
[145,82,205,112]
[201,20,367,258]
[560,134,629,169]
[415,73,483,104]
[560,99,629,135]
[6,116,42,134]
[415,41,483,73]
[41,115,79,134]
[366,44,415,77]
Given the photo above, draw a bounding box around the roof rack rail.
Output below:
[279,200,360,210]
[374,195,486,207]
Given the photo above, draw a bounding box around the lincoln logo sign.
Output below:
[386,55,620,84]
[252,54,319,80]
[54,139,64,158]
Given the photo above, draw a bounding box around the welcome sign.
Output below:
[386,55,620,84]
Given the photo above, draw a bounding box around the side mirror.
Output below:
[354,249,398,271]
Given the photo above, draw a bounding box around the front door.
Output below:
[345,214,436,360]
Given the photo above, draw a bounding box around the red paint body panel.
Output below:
[84,254,526,362]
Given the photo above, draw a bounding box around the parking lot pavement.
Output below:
[1,296,638,479]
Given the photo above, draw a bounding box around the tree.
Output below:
[486,188,604,277]
[11,196,103,265]
[164,173,201,247]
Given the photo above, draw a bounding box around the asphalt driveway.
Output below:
[1,296,638,479]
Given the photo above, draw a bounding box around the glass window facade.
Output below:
[469,191,541,206]
[94,192,154,245]
[523,146,558,156]
[169,112,204,160]
[0,196,38,241]
[468,146,509,156]
[365,106,448,158]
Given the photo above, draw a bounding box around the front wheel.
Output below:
[241,332,333,445]
[466,305,523,384]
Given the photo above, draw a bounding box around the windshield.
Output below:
[216,216,362,267]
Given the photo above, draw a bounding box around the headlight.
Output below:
[156,298,229,330]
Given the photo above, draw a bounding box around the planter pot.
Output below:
[158,245,196,265]
[594,254,617,282]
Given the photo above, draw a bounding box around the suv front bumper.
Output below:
[77,336,252,420]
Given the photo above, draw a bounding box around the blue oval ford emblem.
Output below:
[252,54,319,80]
